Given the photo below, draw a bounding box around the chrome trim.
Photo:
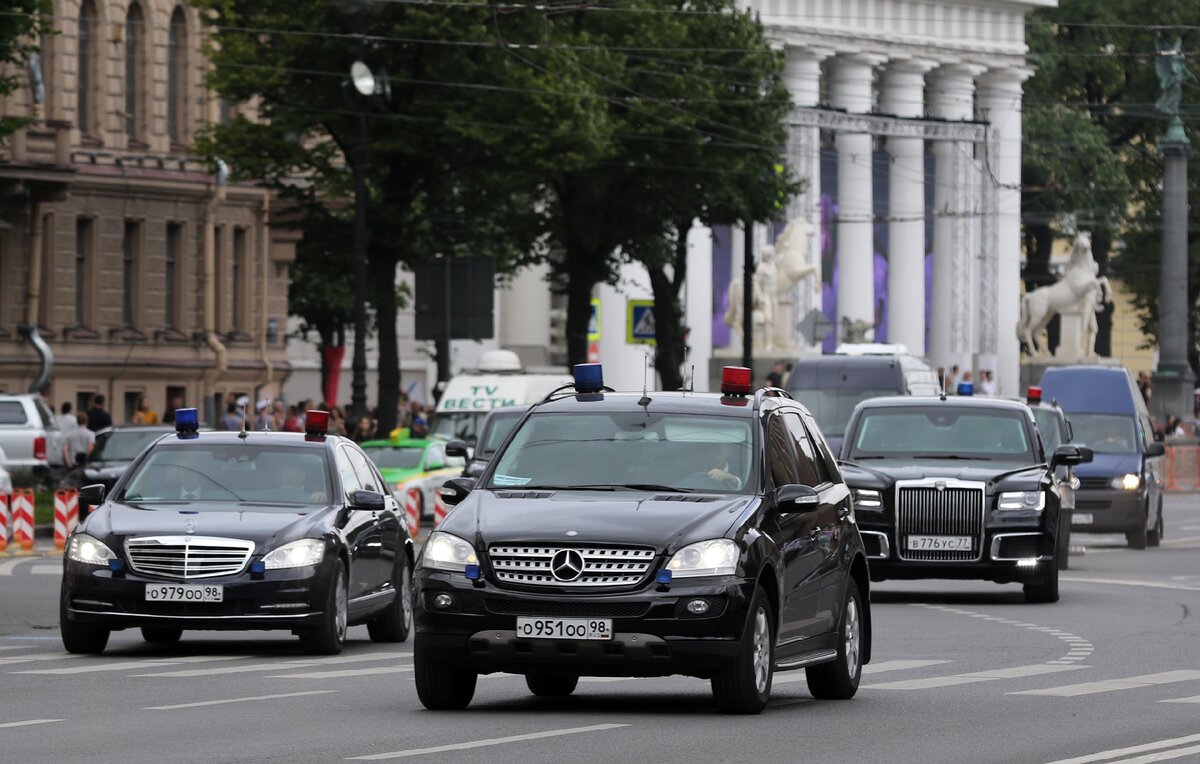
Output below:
[488,545,656,589]
[859,530,891,560]
[990,532,1047,562]
[68,609,316,620]
[895,479,986,563]
[125,535,255,580]
[349,589,395,605]
[775,650,837,670]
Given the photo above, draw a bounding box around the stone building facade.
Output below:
[0,0,293,424]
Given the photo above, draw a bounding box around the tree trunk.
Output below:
[565,268,594,368]
[373,255,400,437]
[647,223,690,391]
[1091,227,1114,358]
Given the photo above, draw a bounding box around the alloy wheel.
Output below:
[844,598,860,679]
[752,606,770,694]
[335,572,348,641]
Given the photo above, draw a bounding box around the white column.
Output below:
[880,59,935,356]
[928,64,984,371]
[977,68,1031,398]
[830,53,883,342]
[781,47,831,353]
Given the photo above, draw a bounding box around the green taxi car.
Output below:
[361,438,465,519]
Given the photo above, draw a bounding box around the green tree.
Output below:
[0,1,50,144]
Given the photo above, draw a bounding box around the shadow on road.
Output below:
[869,589,1028,606]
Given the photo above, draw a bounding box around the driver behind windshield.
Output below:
[705,441,745,490]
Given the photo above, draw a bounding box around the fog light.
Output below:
[686,599,710,615]
[433,593,454,609]
[1016,558,1038,569]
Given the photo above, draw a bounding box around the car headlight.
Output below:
[262,539,326,570]
[997,491,1046,511]
[852,488,882,509]
[1111,473,1140,491]
[67,534,117,565]
[665,539,738,578]
[422,531,478,572]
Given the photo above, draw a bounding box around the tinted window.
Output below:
[1031,409,1065,452]
[1070,413,1138,454]
[0,402,29,425]
[765,415,800,489]
[432,412,481,445]
[122,445,330,507]
[93,429,164,461]
[480,412,522,457]
[783,413,827,487]
[791,389,897,437]
[336,447,363,497]
[849,406,1035,462]
[489,412,753,493]
[364,446,424,469]
[347,448,381,493]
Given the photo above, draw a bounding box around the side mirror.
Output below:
[445,439,468,459]
[1051,445,1093,468]
[439,477,476,507]
[1144,441,1165,457]
[775,483,820,512]
[351,490,385,512]
[79,484,106,506]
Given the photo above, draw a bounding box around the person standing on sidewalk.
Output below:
[86,395,112,432]
[64,413,96,468]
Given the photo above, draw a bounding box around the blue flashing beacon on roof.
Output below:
[956,382,975,396]
[174,408,200,439]
[573,363,604,394]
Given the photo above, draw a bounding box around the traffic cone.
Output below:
[405,486,421,538]
[54,489,79,550]
[11,489,35,551]
[0,493,10,552]
[433,489,448,527]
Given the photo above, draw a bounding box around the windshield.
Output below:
[432,412,481,445]
[488,412,753,493]
[93,430,165,462]
[1068,413,1139,454]
[792,389,897,437]
[848,406,1036,462]
[120,445,330,508]
[364,446,425,470]
[478,413,522,458]
[1031,409,1065,452]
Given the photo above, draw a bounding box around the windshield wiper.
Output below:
[513,484,616,491]
[911,454,991,461]
[612,483,698,493]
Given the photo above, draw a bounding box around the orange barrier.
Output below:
[404,486,421,538]
[53,489,79,550]
[433,489,448,528]
[1164,445,1200,492]
[0,493,9,552]
[11,489,35,551]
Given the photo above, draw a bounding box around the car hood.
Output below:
[839,459,1048,491]
[83,501,326,551]
[439,489,754,552]
[1074,452,1141,478]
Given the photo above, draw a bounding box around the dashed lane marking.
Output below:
[913,604,1095,664]
[1061,576,1200,593]
[132,650,411,678]
[867,663,1089,691]
[773,659,953,686]
[1160,695,1200,704]
[347,724,630,761]
[270,665,414,679]
[1011,670,1200,697]
[0,719,63,729]
[15,660,189,675]
[144,690,338,711]
[1043,732,1200,764]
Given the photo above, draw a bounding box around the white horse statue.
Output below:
[1016,232,1112,359]
[724,220,817,353]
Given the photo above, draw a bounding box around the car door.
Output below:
[762,413,825,646]
[334,446,376,600]
[347,446,399,589]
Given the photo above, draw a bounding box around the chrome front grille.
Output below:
[125,536,255,580]
[895,480,985,562]
[488,545,656,588]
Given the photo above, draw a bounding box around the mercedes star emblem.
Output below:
[566,530,578,537]
[184,518,197,534]
[550,549,585,582]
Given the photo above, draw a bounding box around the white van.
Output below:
[431,351,572,446]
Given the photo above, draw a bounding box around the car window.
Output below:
[480,413,521,457]
[783,413,827,487]
[120,445,330,507]
[0,402,29,426]
[347,448,380,493]
[33,398,54,428]
[849,406,1035,462]
[425,444,445,471]
[1031,408,1064,452]
[1069,413,1138,455]
[801,412,842,482]
[336,446,364,497]
[765,415,800,489]
[92,430,165,462]
[364,446,424,469]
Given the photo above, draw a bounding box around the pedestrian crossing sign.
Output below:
[588,298,601,341]
[627,299,655,344]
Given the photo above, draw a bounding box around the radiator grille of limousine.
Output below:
[895,480,986,562]
[125,536,255,580]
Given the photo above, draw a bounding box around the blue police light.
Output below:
[174,408,200,439]
[464,563,481,581]
[957,382,975,396]
[656,569,673,585]
[108,559,124,573]
[573,363,604,394]
[250,561,266,574]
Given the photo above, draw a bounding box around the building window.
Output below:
[165,223,182,329]
[75,218,92,327]
[122,221,141,328]
[168,8,187,145]
[124,3,145,141]
[232,228,247,331]
[38,213,55,328]
[77,1,96,135]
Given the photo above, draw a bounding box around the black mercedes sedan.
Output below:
[61,410,413,655]
[838,395,1091,603]
[414,365,872,715]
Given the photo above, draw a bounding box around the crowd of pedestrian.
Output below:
[936,365,998,395]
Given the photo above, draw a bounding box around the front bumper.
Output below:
[414,570,753,678]
[62,558,337,631]
[1071,488,1145,534]
[858,525,1054,584]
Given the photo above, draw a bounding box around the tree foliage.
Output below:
[0,1,50,144]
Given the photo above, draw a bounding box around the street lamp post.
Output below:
[348,60,376,422]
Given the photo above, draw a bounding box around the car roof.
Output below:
[1039,366,1139,415]
[360,438,433,449]
[531,391,770,417]
[149,431,336,449]
[854,395,1032,413]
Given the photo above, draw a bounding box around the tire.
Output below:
[1057,516,1071,571]
[806,578,864,700]
[1023,554,1060,603]
[525,673,579,697]
[711,586,773,715]
[141,627,183,644]
[60,590,109,655]
[366,558,413,643]
[1126,511,1148,550]
[300,564,348,655]
[1147,502,1163,548]
[414,650,477,710]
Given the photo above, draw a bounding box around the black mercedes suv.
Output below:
[413,365,872,715]
[838,394,1091,603]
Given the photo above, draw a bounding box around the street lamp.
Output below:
[348,60,376,422]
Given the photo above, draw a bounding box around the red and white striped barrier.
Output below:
[54,489,79,550]
[11,489,35,551]
[404,486,421,538]
[0,493,10,552]
[433,488,448,527]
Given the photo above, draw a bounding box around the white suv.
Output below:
[0,394,64,472]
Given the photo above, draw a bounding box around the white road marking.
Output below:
[0,646,37,652]
[869,663,1088,691]
[348,723,630,761]
[0,652,82,664]
[270,665,414,679]
[1160,695,1200,704]
[1013,670,1200,697]
[144,690,337,710]
[30,565,61,575]
[1061,576,1200,592]
[0,560,27,576]
[1043,733,1200,764]
[863,659,955,674]
[15,660,185,675]
[0,719,63,730]
[1104,743,1200,763]
[135,651,409,678]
